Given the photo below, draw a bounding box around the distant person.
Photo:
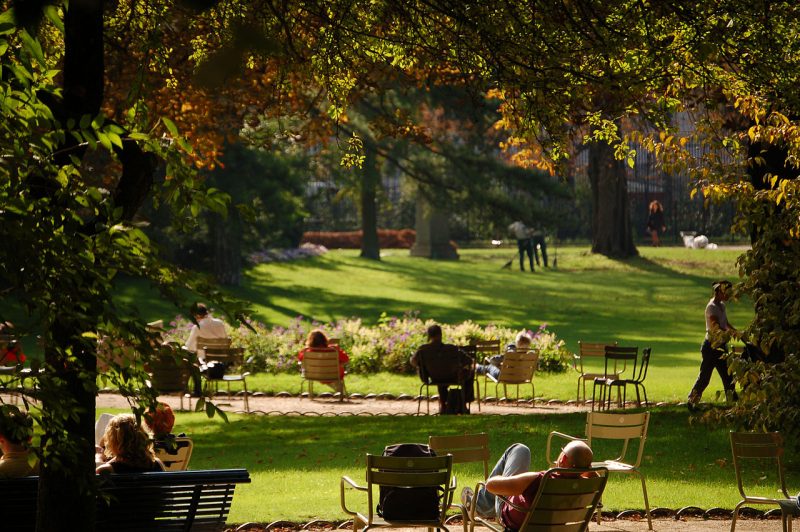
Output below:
[95,414,165,474]
[508,221,534,272]
[646,200,666,247]
[0,406,38,478]
[410,324,475,414]
[476,331,533,379]
[461,440,594,529]
[184,303,228,396]
[688,280,739,410]
[529,227,548,268]
[298,330,349,393]
[0,321,26,366]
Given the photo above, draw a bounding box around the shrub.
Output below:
[301,229,416,249]
[163,313,571,375]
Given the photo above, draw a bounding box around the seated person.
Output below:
[144,402,180,441]
[462,440,593,530]
[183,303,229,396]
[0,406,38,478]
[0,321,26,366]
[410,324,475,413]
[95,414,165,474]
[298,329,349,393]
[476,331,533,379]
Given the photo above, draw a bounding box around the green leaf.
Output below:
[194,396,206,412]
[43,5,65,34]
[20,30,45,67]
[0,9,16,36]
[162,117,179,137]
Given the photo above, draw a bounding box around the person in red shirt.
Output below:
[463,440,594,530]
[0,322,25,366]
[298,329,349,393]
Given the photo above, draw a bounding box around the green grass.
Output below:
[95,246,794,524]
[98,407,798,523]
[113,246,752,404]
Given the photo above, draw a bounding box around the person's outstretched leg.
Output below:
[474,443,531,518]
[517,239,525,271]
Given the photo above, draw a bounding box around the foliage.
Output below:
[162,312,571,375]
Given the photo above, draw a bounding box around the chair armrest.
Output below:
[340,475,367,516]
[546,431,587,465]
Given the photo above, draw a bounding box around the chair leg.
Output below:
[731,501,744,532]
[641,383,649,406]
[243,379,249,413]
[638,471,653,530]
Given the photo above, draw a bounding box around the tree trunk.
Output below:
[36,3,105,531]
[360,143,381,260]
[211,208,243,285]
[37,323,97,532]
[588,136,638,258]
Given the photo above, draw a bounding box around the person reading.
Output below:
[183,303,228,396]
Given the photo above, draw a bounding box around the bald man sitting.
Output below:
[462,441,594,530]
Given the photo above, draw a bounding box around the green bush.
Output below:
[163,313,572,375]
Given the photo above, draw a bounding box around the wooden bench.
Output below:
[1,468,251,531]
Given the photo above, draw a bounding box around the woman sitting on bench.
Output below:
[96,414,165,474]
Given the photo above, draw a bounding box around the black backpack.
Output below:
[377,443,442,520]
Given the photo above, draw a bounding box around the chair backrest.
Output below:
[327,337,340,346]
[301,348,343,382]
[155,437,194,471]
[499,349,539,384]
[474,339,501,357]
[365,454,453,519]
[418,347,470,385]
[585,411,649,468]
[603,345,637,378]
[577,341,618,372]
[428,433,490,479]
[517,467,609,532]
[729,431,790,500]
[149,352,192,393]
[630,347,651,383]
[197,336,231,349]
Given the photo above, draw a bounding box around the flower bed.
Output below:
[163,313,572,375]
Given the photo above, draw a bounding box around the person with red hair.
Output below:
[297,330,349,393]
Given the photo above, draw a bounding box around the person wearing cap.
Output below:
[687,280,740,409]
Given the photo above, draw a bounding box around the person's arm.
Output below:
[486,472,541,497]
[184,325,199,352]
[410,350,419,369]
[96,462,113,474]
[338,347,349,363]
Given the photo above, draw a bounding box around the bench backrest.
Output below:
[1,469,251,532]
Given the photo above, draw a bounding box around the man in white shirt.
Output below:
[508,221,534,272]
[184,303,228,396]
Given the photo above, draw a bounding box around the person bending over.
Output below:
[463,440,593,530]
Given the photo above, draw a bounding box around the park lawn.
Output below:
[115,245,753,404]
[96,407,799,524]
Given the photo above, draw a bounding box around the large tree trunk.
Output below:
[588,137,638,258]
[211,208,243,285]
[37,325,98,531]
[36,3,105,530]
[360,142,381,260]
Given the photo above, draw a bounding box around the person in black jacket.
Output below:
[646,200,666,247]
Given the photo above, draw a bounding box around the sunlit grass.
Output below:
[95,407,798,523]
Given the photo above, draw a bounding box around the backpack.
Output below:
[377,443,441,520]
[444,388,467,415]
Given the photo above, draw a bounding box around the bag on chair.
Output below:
[377,443,441,520]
